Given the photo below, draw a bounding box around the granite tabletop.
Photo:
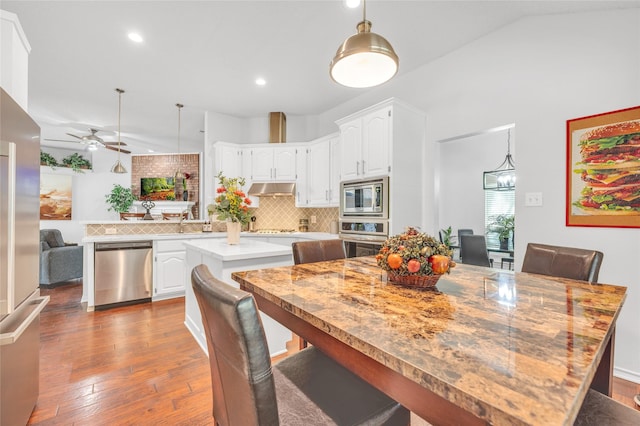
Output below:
[232,256,628,425]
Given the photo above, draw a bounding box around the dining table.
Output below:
[231,256,627,426]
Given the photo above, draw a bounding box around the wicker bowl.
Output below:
[387,272,442,288]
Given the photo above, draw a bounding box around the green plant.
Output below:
[40,151,58,168]
[165,193,175,201]
[61,152,92,173]
[487,214,515,241]
[105,184,136,213]
[440,226,452,247]
[213,172,252,224]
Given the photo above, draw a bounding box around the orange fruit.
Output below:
[387,253,403,270]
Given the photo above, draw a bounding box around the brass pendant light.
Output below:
[174,103,185,180]
[330,0,399,88]
[111,88,127,174]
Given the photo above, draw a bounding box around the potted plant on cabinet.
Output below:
[105,184,136,214]
[487,214,515,250]
[61,152,92,173]
[40,151,58,169]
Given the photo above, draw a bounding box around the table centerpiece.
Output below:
[376,227,454,288]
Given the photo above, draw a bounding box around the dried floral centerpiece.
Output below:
[376,227,455,288]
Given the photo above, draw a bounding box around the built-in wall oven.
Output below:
[339,218,388,258]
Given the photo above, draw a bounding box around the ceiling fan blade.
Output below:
[104,145,131,154]
[102,141,128,146]
[44,138,81,143]
[66,133,84,140]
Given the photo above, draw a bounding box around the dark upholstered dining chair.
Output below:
[291,239,346,265]
[291,239,346,348]
[459,234,492,268]
[521,243,604,283]
[191,264,409,426]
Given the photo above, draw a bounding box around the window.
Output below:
[484,190,515,248]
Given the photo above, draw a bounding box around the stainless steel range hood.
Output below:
[248,182,295,197]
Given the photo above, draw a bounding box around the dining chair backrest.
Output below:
[191,264,410,426]
[457,228,473,246]
[191,264,278,425]
[292,239,346,265]
[459,234,492,267]
[119,212,145,220]
[521,243,604,283]
[162,211,188,220]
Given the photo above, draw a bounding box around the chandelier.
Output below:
[483,129,515,190]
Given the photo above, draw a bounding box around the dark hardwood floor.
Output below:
[30,282,639,425]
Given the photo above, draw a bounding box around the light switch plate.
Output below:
[525,192,543,206]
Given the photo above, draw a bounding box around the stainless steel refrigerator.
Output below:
[1,87,49,425]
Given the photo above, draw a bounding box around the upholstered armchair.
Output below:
[39,229,83,285]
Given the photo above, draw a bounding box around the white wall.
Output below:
[40,148,132,243]
[315,9,640,382]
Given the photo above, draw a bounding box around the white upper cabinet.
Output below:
[249,146,297,181]
[304,133,340,207]
[338,105,391,180]
[214,142,243,179]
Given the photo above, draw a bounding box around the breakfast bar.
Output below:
[232,256,628,425]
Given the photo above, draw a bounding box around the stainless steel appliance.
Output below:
[339,218,389,258]
[340,176,388,218]
[94,241,153,307]
[1,88,50,426]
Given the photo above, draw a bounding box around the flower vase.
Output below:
[226,221,241,245]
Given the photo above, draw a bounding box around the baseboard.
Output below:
[614,366,640,385]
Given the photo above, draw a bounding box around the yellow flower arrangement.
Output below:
[211,172,252,224]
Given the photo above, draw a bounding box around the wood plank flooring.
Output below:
[30,282,640,425]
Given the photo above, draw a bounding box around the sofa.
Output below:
[39,229,83,285]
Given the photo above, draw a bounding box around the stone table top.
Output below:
[232,256,627,425]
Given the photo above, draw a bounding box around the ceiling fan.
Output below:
[44,128,131,154]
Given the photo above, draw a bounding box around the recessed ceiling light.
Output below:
[147,149,154,153]
[255,78,266,86]
[345,0,360,8]
[128,32,143,43]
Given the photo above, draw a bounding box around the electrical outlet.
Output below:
[105,227,117,234]
[525,192,543,206]
[310,215,317,224]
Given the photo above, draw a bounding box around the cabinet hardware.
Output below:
[356,161,360,175]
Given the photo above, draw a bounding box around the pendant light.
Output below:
[483,129,516,190]
[174,103,184,180]
[330,0,399,88]
[111,88,127,174]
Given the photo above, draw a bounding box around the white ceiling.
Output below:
[3,1,638,155]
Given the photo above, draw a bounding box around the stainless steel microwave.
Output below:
[340,176,388,218]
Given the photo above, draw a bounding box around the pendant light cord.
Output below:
[116,88,124,161]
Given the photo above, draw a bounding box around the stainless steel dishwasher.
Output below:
[94,241,153,307]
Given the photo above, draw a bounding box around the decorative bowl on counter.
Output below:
[376,227,454,288]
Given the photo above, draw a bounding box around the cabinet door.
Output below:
[340,120,362,180]
[155,251,186,297]
[295,148,307,206]
[329,136,341,206]
[273,147,297,181]
[306,141,331,206]
[362,106,391,177]
[250,147,274,180]
[215,144,242,178]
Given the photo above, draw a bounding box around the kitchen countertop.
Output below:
[184,239,291,261]
[82,231,335,243]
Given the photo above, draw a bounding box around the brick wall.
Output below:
[131,153,200,214]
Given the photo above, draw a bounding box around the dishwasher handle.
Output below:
[95,241,153,251]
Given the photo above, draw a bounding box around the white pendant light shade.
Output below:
[330,20,398,88]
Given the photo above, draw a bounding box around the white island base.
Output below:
[184,239,294,357]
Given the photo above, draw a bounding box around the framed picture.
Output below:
[40,173,72,220]
[566,106,640,228]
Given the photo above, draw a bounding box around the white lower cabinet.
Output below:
[153,239,190,300]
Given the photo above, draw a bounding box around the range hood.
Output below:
[248,182,295,197]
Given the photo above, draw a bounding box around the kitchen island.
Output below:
[184,238,294,357]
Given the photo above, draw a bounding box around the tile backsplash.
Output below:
[252,197,338,233]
